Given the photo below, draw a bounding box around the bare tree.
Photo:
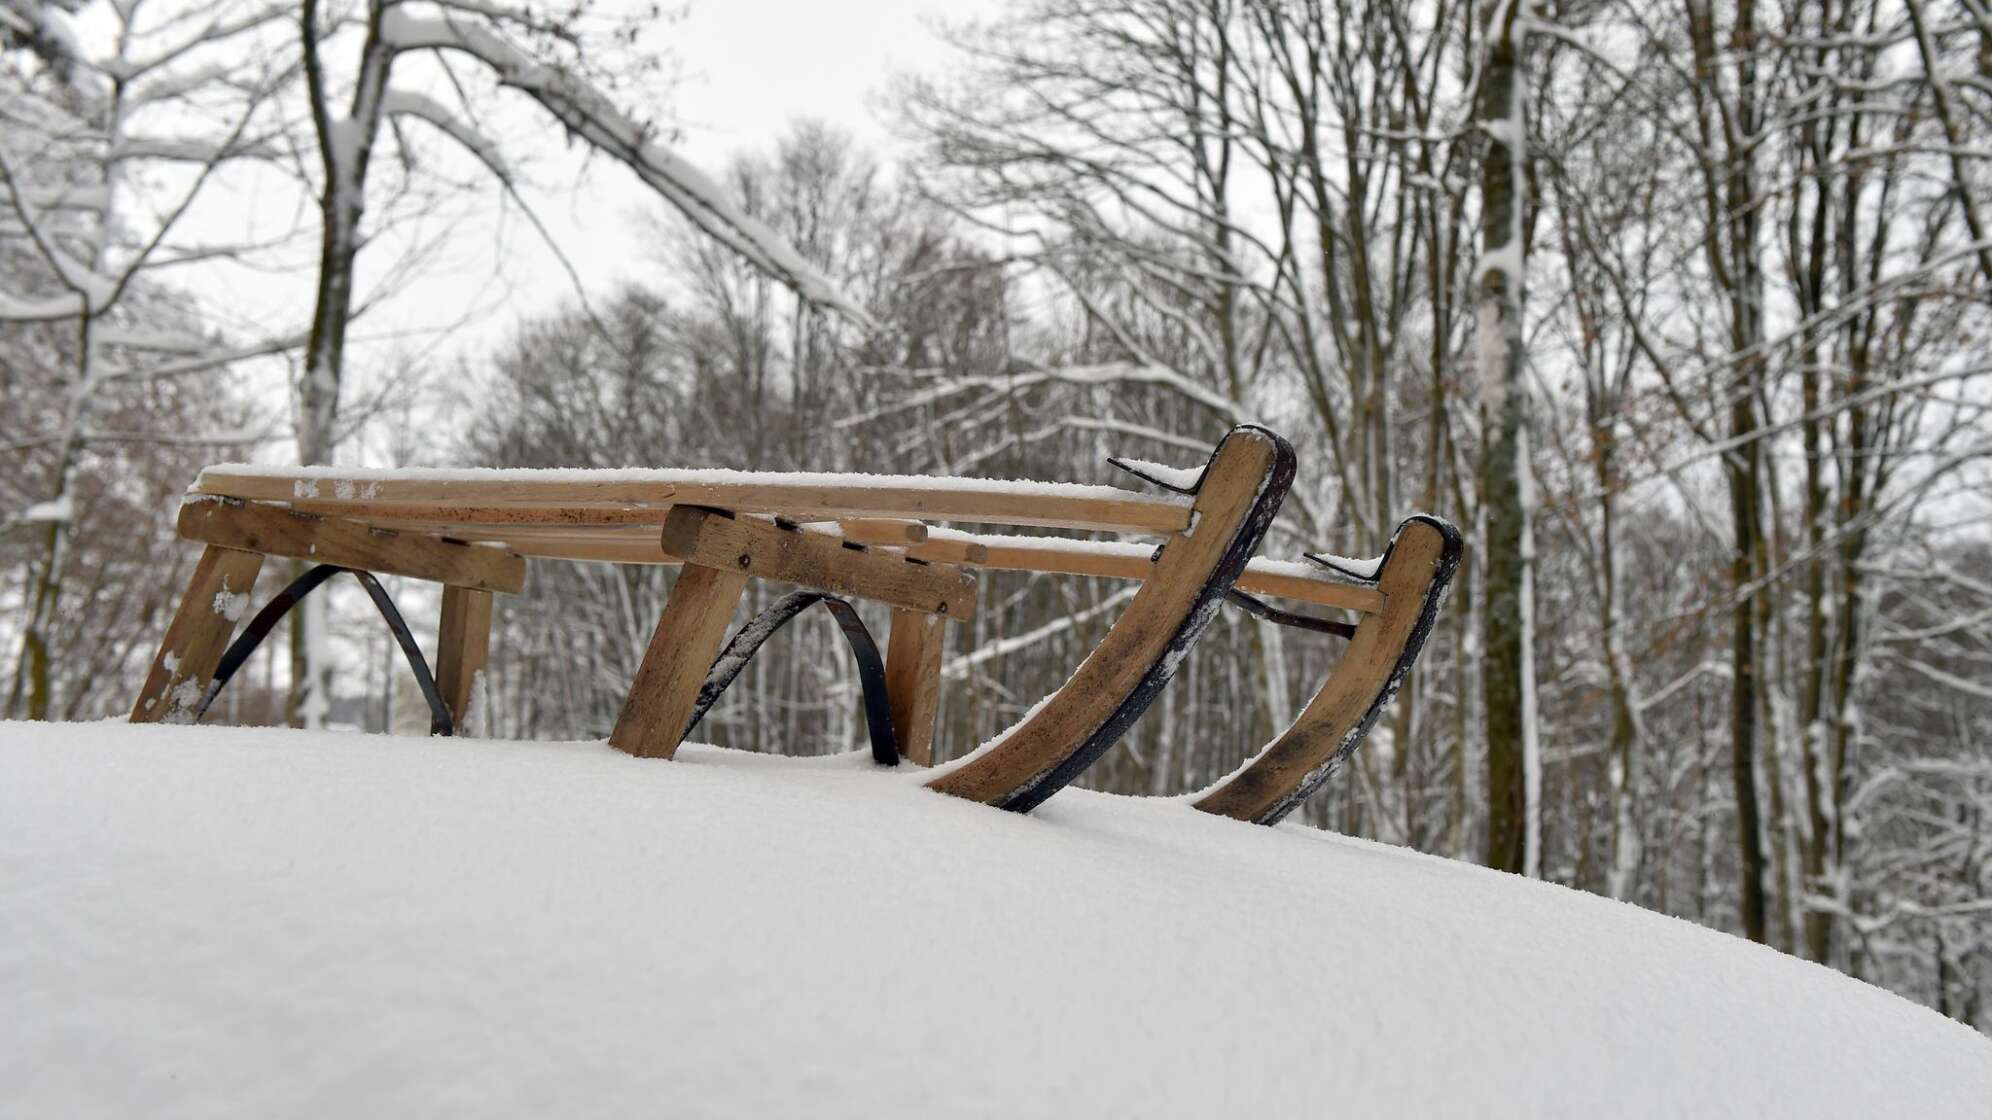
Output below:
[2,0,299,718]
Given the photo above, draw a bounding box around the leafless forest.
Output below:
[5,0,1990,1027]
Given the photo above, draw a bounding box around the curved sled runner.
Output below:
[1191,515,1462,825]
[926,425,1294,811]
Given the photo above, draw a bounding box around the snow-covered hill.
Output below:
[5,721,1988,1116]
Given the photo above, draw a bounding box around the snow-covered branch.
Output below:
[381,88,508,176]
[377,7,873,328]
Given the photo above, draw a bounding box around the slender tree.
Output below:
[1477,0,1537,876]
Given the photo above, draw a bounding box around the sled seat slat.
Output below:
[925,532,1386,614]
[196,466,1192,535]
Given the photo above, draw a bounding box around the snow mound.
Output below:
[5,722,1988,1117]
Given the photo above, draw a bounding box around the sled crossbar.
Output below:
[178,497,526,594]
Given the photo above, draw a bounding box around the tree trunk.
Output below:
[1477,0,1536,876]
[289,0,396,727]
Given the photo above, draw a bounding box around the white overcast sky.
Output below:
[527,0,995,302]
[94,0,1001,439]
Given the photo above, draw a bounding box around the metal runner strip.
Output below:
[194,564,455,736]
[684,590,900,767]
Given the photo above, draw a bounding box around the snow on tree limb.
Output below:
[1898,658,1992,703]
[1,0,82,76]
[381,88,508,175]
[107,133,284,165]
[100,333,310,383]
[0,288,86,320]
[0,146,120,317]
[96,4,294,85]
[377,8,875,329]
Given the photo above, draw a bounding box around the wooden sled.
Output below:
[132,424,1445,820]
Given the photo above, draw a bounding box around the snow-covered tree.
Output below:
[2,0,299,719]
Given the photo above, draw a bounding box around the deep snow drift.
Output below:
[5,722,1988,1117]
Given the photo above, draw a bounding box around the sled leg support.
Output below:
[1193,515,1463,825]
[609,507,976,760]
[927,425,1297,813]
[886,609,946,766]
[436,586,493,730]
[131,545,267,724]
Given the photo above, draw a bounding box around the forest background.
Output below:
[5,0,1989,1029]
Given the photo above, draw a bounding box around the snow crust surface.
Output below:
[5,722,1989,1117]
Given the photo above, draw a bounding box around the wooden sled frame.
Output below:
[133,424,1456,823]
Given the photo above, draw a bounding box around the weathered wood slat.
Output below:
[940,533,1385,614]
[912,530,1378,613]
[284,502,666,527]
[817,518,928,544]
[177,499,526,594]
[1232,563,1383,612]
[481,531,989,569]
[900,537,991,566]
[489,535,682,565]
